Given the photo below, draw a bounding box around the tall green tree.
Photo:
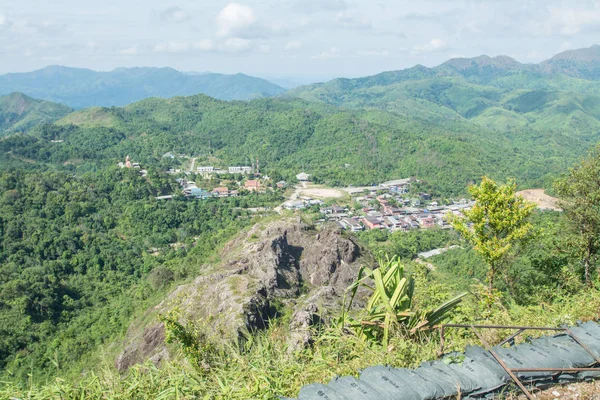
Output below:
[555,145,600,285]
[448,177,536,290]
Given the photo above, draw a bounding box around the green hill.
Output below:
[0,66,285,108]
[287,45,600,135]
[0,92,590,195]
[0,93,72,135]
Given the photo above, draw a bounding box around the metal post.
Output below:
[469,325,535,400]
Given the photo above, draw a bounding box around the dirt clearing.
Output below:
[299,188,346,199]
[517,189,561,211]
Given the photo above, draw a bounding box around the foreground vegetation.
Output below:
[2,269,599,399]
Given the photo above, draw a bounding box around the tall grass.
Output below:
[2,280,600,399]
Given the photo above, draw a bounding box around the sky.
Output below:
[1,0,599,82]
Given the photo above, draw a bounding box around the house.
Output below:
[361,217,384,230]
[197,166,215,173]
[186,187,212,199]
[418,216,436,229]
[212,187,230,197]
[245,180,261,192]
[156,195,174,200]
[327,213,348,221]
[276,181,287,189]
[384,216,403,231]
[162,152,176,159]
[285,200,305,210]
[339,218,363,232]
[229,166,252,174]
[296,172,311,182]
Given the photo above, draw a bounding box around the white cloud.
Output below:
[534,6,600,36]
[86,41,100,51]
[335,11,371,30]
[222,37,251,52]
[216,3,257,37]
[356,50,389,57]
[311,47,340,59]
[153,41,190,53]
[193,39,214,51]
[160,6,190,23]
[284,40,302,50]
[151,38,254,54]
[292,0,348,14]
[413,38,448,53]
[120,47,138,55]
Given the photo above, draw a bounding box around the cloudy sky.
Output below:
[0,0,599,81]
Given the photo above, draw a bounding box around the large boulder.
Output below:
[116,218,369,371]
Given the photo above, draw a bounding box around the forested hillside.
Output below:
[0,93,72,135]
[287,45,600,134]
[0,66,285,108]
[0,92,593,196]
[0,166,283,381]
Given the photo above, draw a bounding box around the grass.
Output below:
[2,279,600,399]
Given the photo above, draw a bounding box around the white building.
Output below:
[296,172,311,182]
[197,166,215,173]
[229,166,252,174]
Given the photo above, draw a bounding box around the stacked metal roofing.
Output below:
[286,321,600,399]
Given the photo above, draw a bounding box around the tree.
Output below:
[555,145,600,285]
[448,177,535,290]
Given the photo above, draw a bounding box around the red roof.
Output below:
[245,180,260,188]
[213,187,229,193]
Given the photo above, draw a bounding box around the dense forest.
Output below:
[0,166,282,381]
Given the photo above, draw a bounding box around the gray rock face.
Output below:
[116,218,368,371]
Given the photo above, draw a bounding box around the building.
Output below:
[197,166,215,173]
[186,187,212,199]
[296,172,311,182]
[212,187,230,197]
[229,166,252,174]
[276,181,287,189]
[244,180,261,192]
[361,217,384,230]
[285,200,306,210]
[339,218,364,232]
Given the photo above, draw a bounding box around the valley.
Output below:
[1,44,600,399]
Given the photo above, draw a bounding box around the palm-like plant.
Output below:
[343,255,467,347]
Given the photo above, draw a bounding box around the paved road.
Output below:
[274,182,307,214]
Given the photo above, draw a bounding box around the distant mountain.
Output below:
[540,44,600,80]
[0,66,285,108]
[286,45,600,133]
[0,92,72,134]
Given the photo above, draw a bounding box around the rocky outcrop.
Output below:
[116,218,369,371]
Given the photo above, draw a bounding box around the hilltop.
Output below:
[0,92,72,134]
[0,66,285,108]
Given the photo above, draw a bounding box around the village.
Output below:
[315,179,474,233]
[119,155,472,231]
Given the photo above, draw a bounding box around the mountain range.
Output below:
[1,45,600,194]
[287,45,600,133]
[0,66,286,108]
